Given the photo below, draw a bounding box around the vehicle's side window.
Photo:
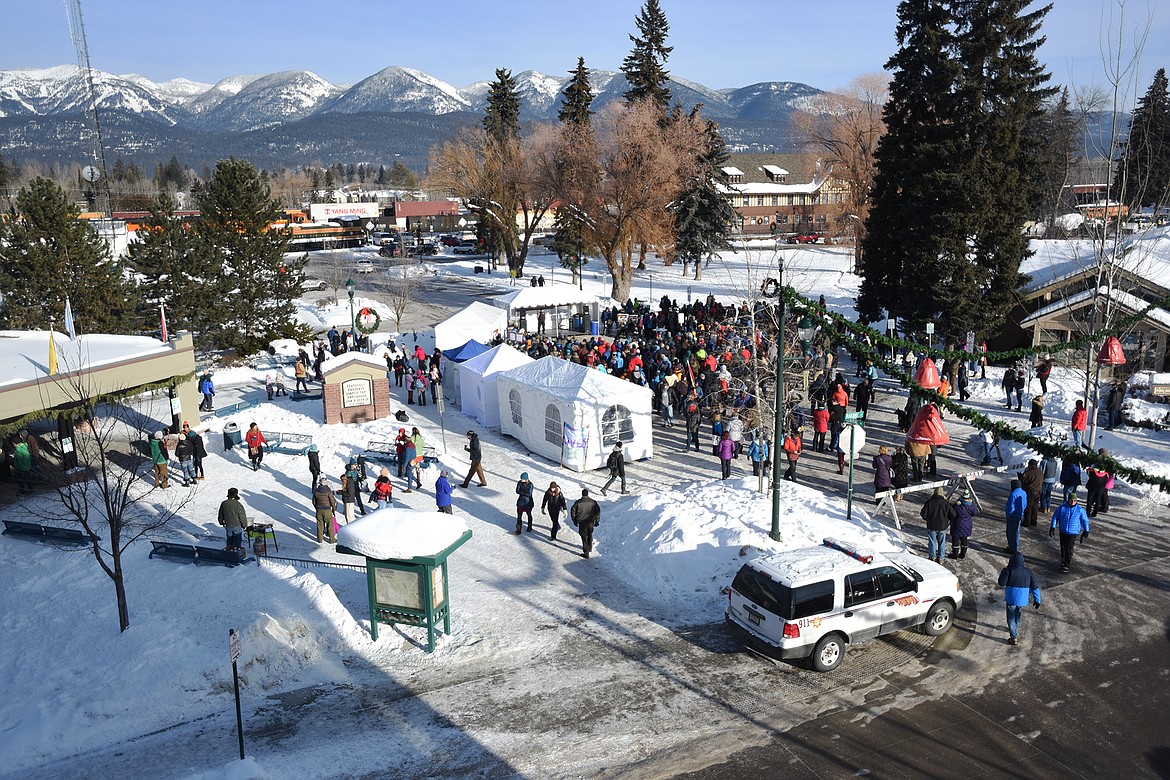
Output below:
[844,571,878,607]
[875,566,914,598]
[791,579,835,619]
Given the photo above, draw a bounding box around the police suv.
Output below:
[726,538,963,672]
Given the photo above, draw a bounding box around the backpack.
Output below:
[395,410,409,422]
[607,451,621,471]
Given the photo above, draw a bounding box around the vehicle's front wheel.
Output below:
[923,601,955,636]
[810,634,845,672]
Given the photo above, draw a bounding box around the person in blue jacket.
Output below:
[1059,458,1082,501]
[435,470,454,514]
[1050,492,1090,572]
[997,552,1042,645]
[1003,478,1028,554]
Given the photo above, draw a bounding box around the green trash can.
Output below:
[223,421,242,452]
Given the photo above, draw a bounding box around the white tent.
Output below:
[492,285,606,335]
[434,302,507,352]
[440,340,489,404]
[494,356,653,471]
[458,344,535,428]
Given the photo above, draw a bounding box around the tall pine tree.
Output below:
[0,177,141,334]
[193,159,293,352]
[1115,68,1170,210]
[621,0,673,113]
[673,107,736,282]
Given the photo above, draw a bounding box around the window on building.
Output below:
[778,214,788,225]
[544,404,562,445]
[509,388,523,426]
[787,195,795,206]
[815,214,827,225]
[771,195,779,206]
[601,405,635,446]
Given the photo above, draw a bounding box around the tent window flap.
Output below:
[601,404,635,446]
[544,404,562,445]
[509,388,523,426]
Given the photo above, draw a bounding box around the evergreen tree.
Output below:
[0,177,141,333]
[552,57,596,284]
[124,193,213,348]
[310,167,322,193]
[1115,68,1170,209]
[111,158,126,182]
[346,163,357,182]
[323,167,335,190]
[621,0,673,113]
[125,161,143,183]
[558,58,595,125]
[1033,88,1080,230]
[483,68,521,143]
[377,164,386,185]
[193,159,293,352]
[673,109,736,281]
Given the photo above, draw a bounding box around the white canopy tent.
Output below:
[492,285,606,335]
[457,344,534,427]
[494,356,653,471]
[440,340,490,404]
[434,302,507,352]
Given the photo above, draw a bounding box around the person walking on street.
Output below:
[1004,478,1027,554]
[218,487,248,553]
[716,431,736,480]
[1085,463,1110,517]
[461,431,488,487]
[571,488,601,558]
[601,442,628,496]
[997,552,1042,645]
[921,487,955,563]
[149,430,169,489]
[541,481,567,540]
[294,359,310,393]
[186,425,207,481]
[1059,458,1082,501]
[198,372,215,412]
[684,396,702,451]
[307,443,321,486]
[312,478,338,543]
[1050,493,1090,573]
[1071,400,1088,448]
[515,472,535,534]
[245,422,267,471]
[1039,454,1058,512]
[748,437,770,477]
[435,470,455,514]
[811,403,829,452]
[781,429,802,482]
[949,488,977,559]
[1018,459,1044,527]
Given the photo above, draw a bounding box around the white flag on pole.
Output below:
[64,298,76,340]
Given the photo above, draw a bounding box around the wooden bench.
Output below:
[268,432,314,456]
[148,540,248,566]
[3,520,90,547]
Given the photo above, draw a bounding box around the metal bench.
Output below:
[362,440,399,467]
[268,432,314,456]
[148,540,248,566]
[3,520,89,547]
[211,399,259,418]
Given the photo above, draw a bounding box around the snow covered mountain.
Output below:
[321,66,471,115]
[192,70,340,131]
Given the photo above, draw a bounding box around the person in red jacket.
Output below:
[812,403,830,452]
[1071,399,1088,448]
[782,430,803,482]
[244,422,267,471]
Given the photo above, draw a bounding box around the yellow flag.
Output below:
[48,331,58,375]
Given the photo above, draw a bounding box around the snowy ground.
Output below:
[4,239,1170,779]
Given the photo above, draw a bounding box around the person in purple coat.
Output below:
[716,431,736,480]
[872,445,893,503]
[948,488,978,559]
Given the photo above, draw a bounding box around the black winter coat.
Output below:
[920,495,956,531]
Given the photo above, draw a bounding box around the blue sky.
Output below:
[4,0,1168,95]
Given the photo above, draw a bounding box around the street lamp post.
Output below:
[346,277,356,351]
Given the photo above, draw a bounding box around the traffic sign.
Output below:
[842,424,866,459]
[229,628,241,662]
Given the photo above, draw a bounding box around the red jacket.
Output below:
[245,428,266,449]
[782,435,802,462]
[1071,408,1087,431]
[813,409,830,433]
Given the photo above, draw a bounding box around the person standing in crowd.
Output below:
[414,371,428,407]
[515,472,535,534]
[998,552,1042,646]
[811,402,829,452]
[174,428,195,487]
[854,376,874,419]
[1096,448,1115,512]
[294,359,310,393]
[307,443,321,486]
[394,428,409,478]
[684,396,702,451]
[184,424,207,481]
[541,481,567,540]
[748,436,770,477]
[218,487,248,553]
[906,438,930,482]
[571,487,601,559]
[891,446,909,500]
[312,477,337,544]
[921,487,955,564]
[1085,462,1110,518]
[429,362,442,404]
[949,488,977,559]
[393,354,405,388]
[338,467,358,525]
[659,382,675,427]
[1001,367,1015,409]
[716,431,736,480]
[1060,457,1082,501]
[1070,399,1088,448]
[872,445,893,503]
[401,436,417,493]
[781,428,802,482]
[1039,453,1058,513]
[1004,478,1027,554]
[956,361,970,402]
[1029,394,1044,428]
[727,414,745,458]
[406,371,417,405]
[1107,381,1127,430]
[1050,493,1090,573]
[245,422,266,471]
[1018,459,1044,527]
[435,470,455,514]
[198,372,215,412]
[461,431,488,488]
[1035,356,1053,394]
[369,473,393,509]
[408,428,426,492]
[149,430,169,489]
[601,442,628,496]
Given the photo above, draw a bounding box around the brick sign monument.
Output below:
[321,352,392,425]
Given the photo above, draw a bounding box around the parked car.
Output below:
[416,242,439,256]
[453,241,480,255]
[378,244,401,258]
[300,278,329,291]
[786,232,821,244]
[354,259,377,274]
[371,231,397,246]
[726,538,963,672]
[440,235,462,247]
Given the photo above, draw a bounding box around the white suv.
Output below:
[726,538,963,672]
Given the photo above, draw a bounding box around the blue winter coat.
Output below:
[435,475,454,508]
[748,440,769,463]
[951,500,977,538]
[1004,487,1027,521]
[1059,460,1082,489]
[1051,502,1090,535]
[998,552,1042,607]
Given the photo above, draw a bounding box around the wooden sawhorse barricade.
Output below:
[874,460,1027,530]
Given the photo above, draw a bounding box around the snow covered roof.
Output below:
[1022,228,1170,294]
[336,507,471,561]
[721,166,745,177]
[492,285,605,311]
[759,164,788,177]
[497,355,651,402]
[457,343,533,378]
[1020,285,1170,330]
[434,302,506,351]
[320,350,387,374]
[0,330,170,388]
[720,181,821,195]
